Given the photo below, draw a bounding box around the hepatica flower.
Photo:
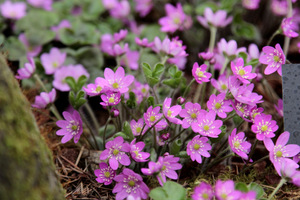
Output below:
[239,191,257,200]
[264,131,300,174]
[231,58,257,84]
[157,154,182,186]
[100,136,131,170]
[274,99,283,117]
[100,91,121,107]
[218,38,246,58]
[15,57,35,80]
[130,118,148,136]
[179,102,202,129]
[51,19,71,40]
[41,48,66,75]
[134,0,153,17]
[279,159,300,187]
[197,7,232,28]
[215,180,241,200]
[32,88,56,109]
[27,0,52,11]
[259,43,285,76]
[83,77,107,96]
[242,0,260,10]
[163,98,182,125]
[187,135,212,164]
[113,168,149,200]
[104,67,134,94]
[144,106,167,130]
[94,162,116,185]
[56,110,83,144]
[207,93,232,119]
[211,74,229,93]
[228,128,251,160]
[191,182,214,200]
[192,63,211,84]
[251,113,278,141]
[19,33,42,57]
[130,139,150,162]
[0,1,26,20]
[281,17,299,38]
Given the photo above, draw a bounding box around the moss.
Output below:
[0,55,65,200]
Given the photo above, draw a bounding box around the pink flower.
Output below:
[207,93,233,119]
[102,0,118,10]
[104,67,134,94]
[135,37,153,48]
[187,135,211,164]
[56,110,83,144]
[134,0,153,17]
[231,100,255,122]
[120,50,140,70]
[19,33,42,57]
[130,139,150,162]
[249,106,264,122]
[27,0,52,11]
[197,7,232,28]
[281,17,299,38]
[215,180,242,200]
[192,63,211,84]
[159,3,192,33]
[130,118,148,136]
[264,131,300,174]
[293,153,300,163]
[271,0,287,16]
[279,159,300,186]
[211,74,229,93]
[15,57,35,80]
[83,77,107,96]
[242,0,260,10]
[228,128,251,160]
[41,48,66,75]
[51,20,71,40]
[113,29,128,43]
[0,1,26,20]
[218,38,246,58]
[259,43,285,76]
[179,102,202,129]
[239,191,257,200]
[113,168,149,200]
[191,111,223,138]
[53,64,90,92]
[100,91,121,107]
[274,99,283,117]
[163,98,182,125]
[231,58,257,84]
[251,113,278,141]
[144,106,167,130]
[248,43,260,60]
[141,160,162,176]
[100,136,131,170]
[94,162,116,185]
[32,88,56,109]
[198,51,214,62]
[109,0,130,20]
[191,182,214,200]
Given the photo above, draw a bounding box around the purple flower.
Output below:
[239,191,257,200]
[218,38,246,58]
[231,58,257,84]
[41,48,66,75]
[113,168,149,200]
[251,113,278,141]
[94,162,116,185]
[249,106,264,122]
[100,91,121,107]
[274,99,283,117]
[27,0,52,11]
[83,77,108,96]
[248,43,260,60]
[228,128,251,160]
[187,135,211,164]
[100,136,131,170]
[281,17,299,38]
[130,118,148,136]
[293,153,300,163]
[104,67,134,94]
[51,20,71,40]
[207,93,233,119]
[32,88,56,109]
[211,74,229,93]
[191,111,223,138]
[264,131,300,174]
[56,110,83,144]
[179,102,202,129]
[144,106,167,130]
[130,139,150,162]
[53,64,90,92]
[242,0,260,10]
[279,159,300,187]
[163,98,182,125]
[134,0,153,17]
[109,0,130,20]
[159,3,192,33]
[192,63,212,84]
[19,33,42,57]
[141,160,162,176]
[135,37,153,48]
[0,1,26,20]
[120,50,140,70]
[198,51,214,62]
[215,180,242,200]
[113,29,128,43]
[271,0,287,16]
[197,7,232,28]
[15,57,35,80]
[259,43,285,76]
[231,100,255,122]
[192,182,214,200]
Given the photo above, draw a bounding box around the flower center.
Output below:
[194,144,200,150]
[53,62,58,68]
[238,69,246,76]
[71,125,78,131]
[136,127,142,133]
[141,88,147,93]
[96,86,102,93]
[239,108,245,113]
[150,116,156,122]
[167,110,172,117]
[221,193,227,199]
[104,171,110,178]
[162,165,166,170]
[197,71,204,78]
[215,102,221,109]
[221,84,227,90]
[276,151,282,158]
[108,97,115,103]
[273,55,280,62]
[113,149,119,156]
[191,113,197,119]
[128,180,135,187]
[133,150,139,157]
[203,125,210,131]
[234,141,240,148]
[173,17,181,25]
[202,193,209,199]
[261,125,268,132]
[252,112,259,119]
[112,82,119,89]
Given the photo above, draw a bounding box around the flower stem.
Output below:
[80,110,100,150]
[219,57,230,75]
[203,153,234,173]
[267,178,287,200]
[83,103,100,135]
[103,116,111,149]
[153,127,157,151]
[209,26,217,53]
[266,30,280,46]
[33,74,48,92]
[182,78,195,98]
[139,117,164,141]
[242,139,258,171]
[193,83,203,103]
[239,155,269,174]
[50,105,63,120]
[151,87,159,104]
[169,128,186,143]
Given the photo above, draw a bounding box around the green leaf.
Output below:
[81,0,105,21]
[2,37,26,61]
[114,132,130,140]
[0,34,4,46]
[69,91,76,107]
[238,52,248,63]
[74,98,87,110]
[233,115,244,127]
[122,121,134,141]
[65,77,77,91]
[153,63,165,78]
[220,0,238,12]
[140,24,166,41]
[163,78,182,89]
[178,151,189,158]
[76,75,88,91]
[147,96,155,107]
[149,181,186,200]
[248,182,264,199]
[168,65,178,77]
[170,139,182,156]
[76,91,85,100]
[235,182,249,192]
[150,148,157,162]
[246,59,259,67]
[126,92,137,109]
[25,29,55,46]
[142,63,152,77]
[146,76,159,87]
